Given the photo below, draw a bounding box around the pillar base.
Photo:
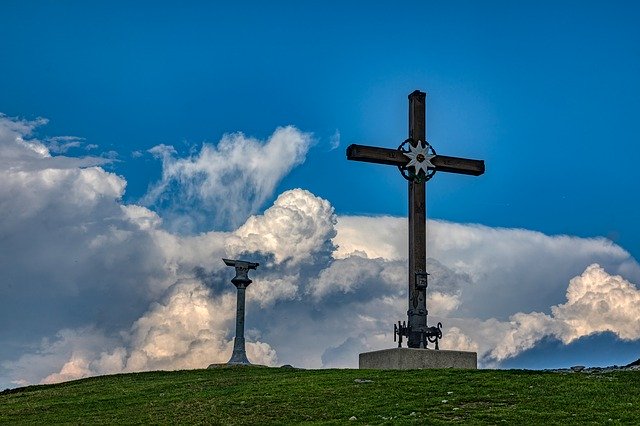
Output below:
[227,336,250,365]
[359,348,477,369]
[227,353,251,365]
[207,363,267,369]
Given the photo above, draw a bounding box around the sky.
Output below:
[1,1,640,388]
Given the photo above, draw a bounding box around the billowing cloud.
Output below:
[2,113,640,389]
[334,215,407,261]
[0,116,311,387]
[143,126,313,233]
[554,264,640,341]
[124,278,277,372]
[332,215,640,365]
[308,256,401,300]
[334,216,640,319]
[3,279,278,388]
[489,264,640,361]
[2,327,119,387]
[0,116,165,353]
[227,188,337,266]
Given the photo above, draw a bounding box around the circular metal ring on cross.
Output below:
[397,138,437,183]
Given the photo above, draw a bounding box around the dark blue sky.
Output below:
[3,1,638,257]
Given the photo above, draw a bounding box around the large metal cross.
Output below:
[346,90,485,349]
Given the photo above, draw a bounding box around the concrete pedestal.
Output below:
[359,348,477,369]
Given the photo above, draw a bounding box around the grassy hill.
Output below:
[1,366,638,424]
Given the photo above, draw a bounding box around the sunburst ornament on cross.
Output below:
[398,138,437,183]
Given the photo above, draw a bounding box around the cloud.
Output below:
[0,115,111,171]
[0,117,315,387]
[2,113,640,388]
[334,216,640,320]
[227,188,337,266]
[334,215,407,260]
[329,129,340,150]
[308,256,400,300]
[326,215,640,366]
[0,115,166,387]
[555,264,640,341]
[0,114,48,157]
[488,263,640,361]
[44,136,84,153]
[3,279,278,387]
[1,328,118,387]
[0,116,165,342]
[441,327,479,353]
[143,126,313,233]
[321,336,365,367]
[124,279,277,372]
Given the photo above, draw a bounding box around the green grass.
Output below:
[1,367,639,424]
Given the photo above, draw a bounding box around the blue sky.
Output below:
[4,2,639,248]
[1,2,640,387]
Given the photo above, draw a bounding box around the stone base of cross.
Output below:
[347,90,484,349]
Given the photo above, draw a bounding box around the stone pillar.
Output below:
[223,258,259,365]
[228,284,250,364]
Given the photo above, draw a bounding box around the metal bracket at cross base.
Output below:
[393,270,443,350]
[394,321,443,350]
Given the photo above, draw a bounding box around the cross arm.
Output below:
[346,144,405,166]
[346,144,485,176]
[433,154,485,176]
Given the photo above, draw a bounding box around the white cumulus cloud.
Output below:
[488,263,640,361]
[334,216,640,320]
[227,188,337,266]
[3,113,640,389]
[144,126,313,232]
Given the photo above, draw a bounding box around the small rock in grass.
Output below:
[441,400,448,403]
[410,412,416,416]
[447,391,453,395]
[349,416,357,421]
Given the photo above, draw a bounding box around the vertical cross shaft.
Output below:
[407,90,428,348]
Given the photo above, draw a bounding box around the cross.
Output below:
[346,90,485,349]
